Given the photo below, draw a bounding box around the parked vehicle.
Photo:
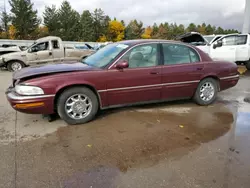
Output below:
[203,34,224,44]
[6,39,239,125]
[0,36,96,71]
[178,32,250,70]
[0,46,21,56]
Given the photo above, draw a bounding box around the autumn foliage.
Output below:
[141,26,152,39]
[0,0,239,41]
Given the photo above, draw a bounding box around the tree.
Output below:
[155,23,167,39]
[35,26,49,38]
[186,23,196,32]
[205,24,214,35]
[43,5,60,36]
[80,10,95,41]
[215,27,224,34]
[8,24,16,39]
[197,23,206,35]
[107,19,125,41]
[151,23,158,39]
[141,26,152,39]
[1,10,10,33]
[57,1,81,41]
[9,0,40,39]
[92,8,108,41]
[121,20,125,26]
[125,20,143,39]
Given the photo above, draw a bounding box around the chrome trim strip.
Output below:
[162,80,199,86]
[7,93,55,100]
[97,80,199,93]
[220,75,239,80]
[107,83,162,92]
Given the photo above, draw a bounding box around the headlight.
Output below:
[15,85,44,95]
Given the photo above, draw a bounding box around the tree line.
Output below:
[0,0,239,42]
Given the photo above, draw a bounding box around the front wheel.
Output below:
[7,61,25,72]
[57,87,99,125]
[193,78,218,106]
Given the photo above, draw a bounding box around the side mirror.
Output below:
[213,40,222,49]
[115,60,129,69]
[217,40,222,47]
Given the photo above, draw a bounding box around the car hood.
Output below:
[2,51,25,58]
[176,32,209,46]
[13,62,100,80]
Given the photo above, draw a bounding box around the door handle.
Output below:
[196,67,203,71]
[150,71,160,75]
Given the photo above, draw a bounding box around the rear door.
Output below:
[51,40,64,63]
[236,34,249,61]
[160,42,204,99]
[210,35,237,62]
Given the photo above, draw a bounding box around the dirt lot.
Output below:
[0,69,250,188]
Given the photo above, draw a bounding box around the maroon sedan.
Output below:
[6,39,239,125]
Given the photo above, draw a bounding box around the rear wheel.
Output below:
[193,78,218,106]
[7,61,25,72]
[57,87,99,125]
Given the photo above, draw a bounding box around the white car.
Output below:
[178,32,250,70]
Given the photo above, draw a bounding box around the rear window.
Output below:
[237,35,247,45]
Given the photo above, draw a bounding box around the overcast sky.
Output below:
[1,0,247,31]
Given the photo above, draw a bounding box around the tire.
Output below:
[246,61,250,70]
[193,78,218,106]
[57,87,99,125]
[7,61,25,72]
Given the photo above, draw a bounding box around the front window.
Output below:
[120,43,158,68]
[29,42,49,53]
[221,36,236,46]
[82,43,129,68]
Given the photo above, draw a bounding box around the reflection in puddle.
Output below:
[64,165,120,188]
[235,112,250,135]
[44,103,233,174]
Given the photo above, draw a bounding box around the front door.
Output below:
[107,43,162,106]
[210,35,237,63]
[35,41,53,64]
[161,42,205,99]
[26,51,38,63]
[28,41,53,65]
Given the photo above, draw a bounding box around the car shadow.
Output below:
[95,99,193,120]
[46,99,194,123]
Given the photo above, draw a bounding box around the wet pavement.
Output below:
[0,69,250,188]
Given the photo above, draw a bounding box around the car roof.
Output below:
[116,39,188,46]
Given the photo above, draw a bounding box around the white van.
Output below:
[178,32,250,70]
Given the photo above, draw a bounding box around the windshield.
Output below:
[82,43,129,68]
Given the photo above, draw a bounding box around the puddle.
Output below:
[24,103,233,175]
[64,165,120,188]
